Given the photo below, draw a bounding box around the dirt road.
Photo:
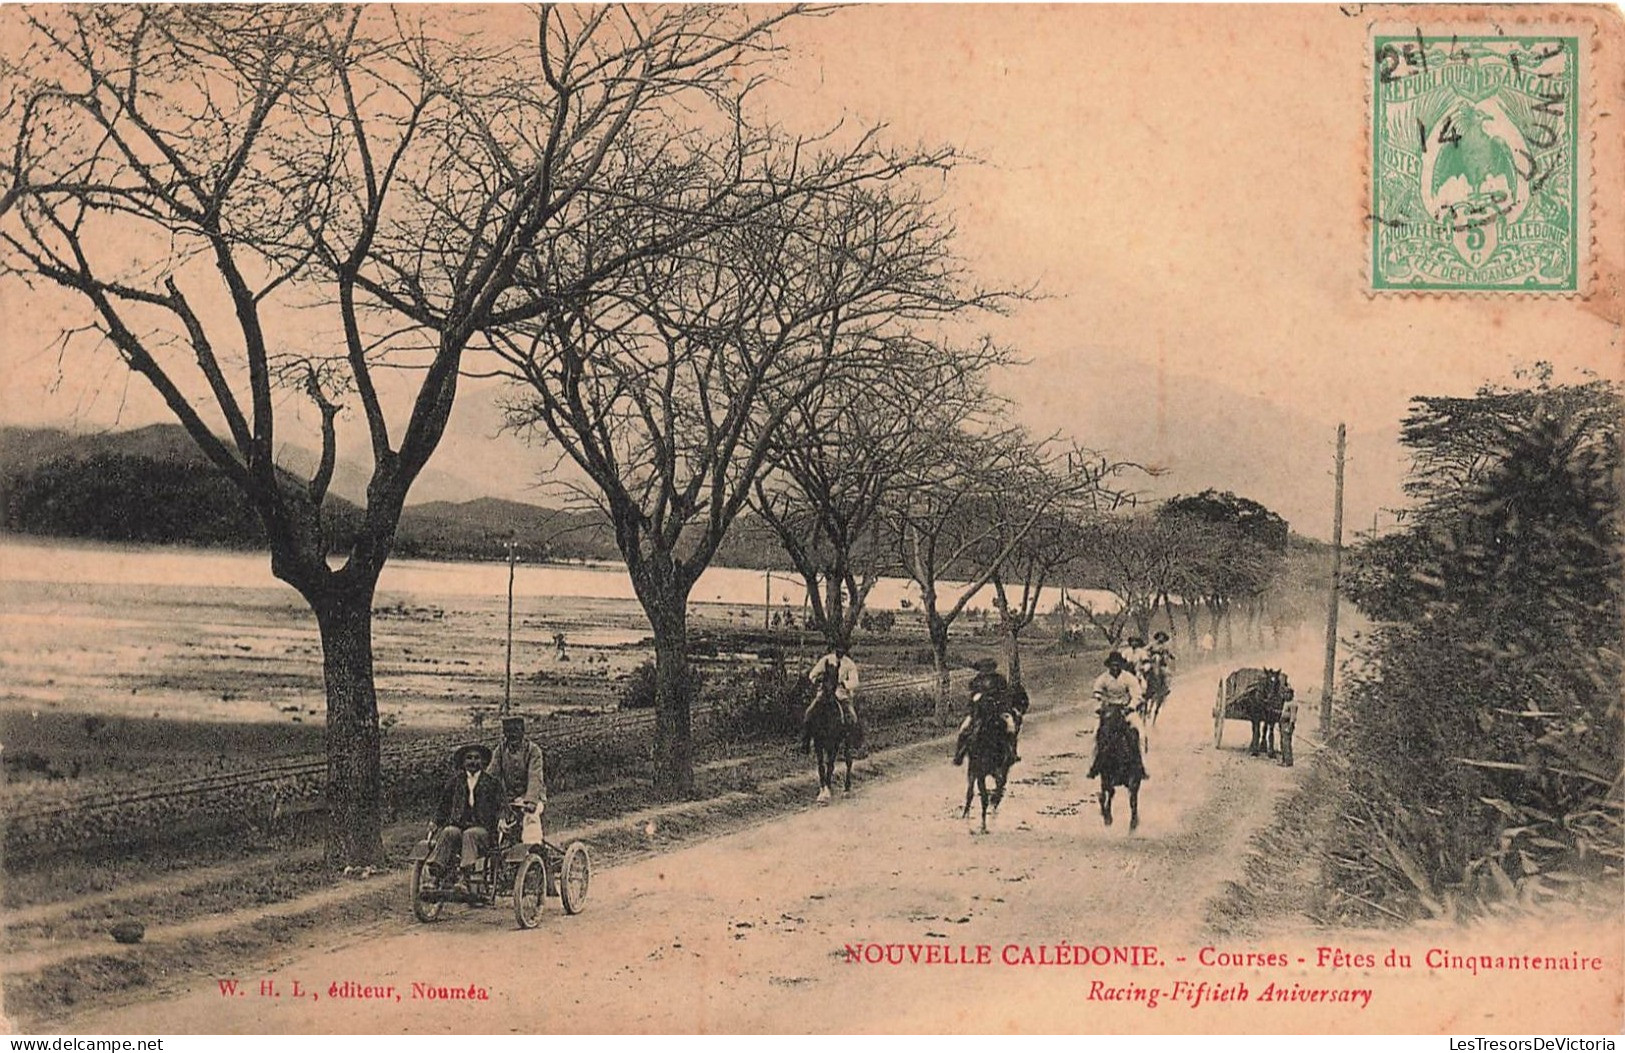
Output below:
[53,644,1624,1034]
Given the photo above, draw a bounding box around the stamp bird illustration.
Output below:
[1430,106,1519,212]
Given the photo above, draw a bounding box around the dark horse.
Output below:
[1141,664,1171,727]
[1227,668,1293,759]
[960,696,1016,834]
[1092,703,1143,830]
[807,666,859,802]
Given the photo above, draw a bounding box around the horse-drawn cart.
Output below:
[1212,667,1296,764]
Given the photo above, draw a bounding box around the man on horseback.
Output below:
[1086,651,1148,782]
[953,658,1023,767]
[1148,631,1176,679]
[800,644,859,753]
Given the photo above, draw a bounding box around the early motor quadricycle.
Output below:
[408,803,591,929]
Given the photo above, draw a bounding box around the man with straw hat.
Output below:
[431,741,501,889]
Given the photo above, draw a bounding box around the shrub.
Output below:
[619,658,705,710]
[710,664,806,742]
[1329,385,1623,921]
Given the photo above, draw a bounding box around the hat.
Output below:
[501,715,526,729]
[971,658,998,672]
[453,743,493,767]
[1105,651,1128,667]
[1153,631,1169,642]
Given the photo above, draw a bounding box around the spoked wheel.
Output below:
[410,860,443,923]
[513,854,548,930]
[559,842,591,915]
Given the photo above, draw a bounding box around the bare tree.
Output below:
[495,152,1001,797]
[0,5,817,863]
[894,428,1134,721]
[987,504,1087,687]
[751,337,1008,652]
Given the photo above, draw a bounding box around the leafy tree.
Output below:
[1331,379,1621,919]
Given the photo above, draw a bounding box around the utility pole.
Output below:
[504,539,518,715]
[1321,424,1346,738]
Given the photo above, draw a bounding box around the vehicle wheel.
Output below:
[560,842,591,915]
[513,854,547,930]
[411,860,442,923]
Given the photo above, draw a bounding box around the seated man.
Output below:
[953,658,1022,766]
[431,743,502,889]
[800,644,859,753]
[488,715,546,845]
[1086,651,1148,782]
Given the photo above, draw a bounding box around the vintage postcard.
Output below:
[1,3,1621,1037]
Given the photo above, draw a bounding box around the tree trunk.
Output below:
[649,603,695,799]
[928,614,953,724]
[1004,625,1024,687]
[1182,601,1200,648]
[313,584,385,869]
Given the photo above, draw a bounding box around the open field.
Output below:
[1,536,1049,786]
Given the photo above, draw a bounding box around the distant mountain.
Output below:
[0,426,799,568]
[0,425,362,549]
[395,498,615,562]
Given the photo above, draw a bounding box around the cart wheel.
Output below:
[410,860,442,923]
[513,854,547,930]
[560,842,591,915]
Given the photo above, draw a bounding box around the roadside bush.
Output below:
[710,665,806,743]
[1329,385,1622,921]
[619,658,705,711]
[861,610,896,634]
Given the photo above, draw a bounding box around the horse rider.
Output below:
[800,643,859,753]
[953,658,1023,766]
[1122,636,1150,682]
[1148,631,1176,678]
[1086,651,1148,782]
[431,742,502,891]
[488,714,546,844]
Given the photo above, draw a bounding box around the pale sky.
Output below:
[2,5,1620,537]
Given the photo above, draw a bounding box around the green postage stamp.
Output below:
[1370,29,1583,292]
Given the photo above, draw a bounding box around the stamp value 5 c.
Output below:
[1371,30,1583,293]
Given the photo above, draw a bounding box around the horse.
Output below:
[807,667,858,803]
[1227,668,1292,759]
[960,698,1016,834]
[1141,663,1171,726]
[1092,703,1143,830]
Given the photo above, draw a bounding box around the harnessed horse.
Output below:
[1233,668,1291,759]
[807,662,857,802]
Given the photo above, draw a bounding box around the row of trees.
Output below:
[0,7,1146,863]
[0,7,1310,866]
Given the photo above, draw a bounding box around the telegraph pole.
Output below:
[504,539,518,715]
[1321,424,1346,738]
